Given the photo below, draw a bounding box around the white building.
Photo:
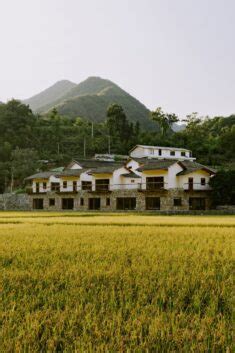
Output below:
[26,145,216,211]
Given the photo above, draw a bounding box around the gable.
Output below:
[67,161,83,170]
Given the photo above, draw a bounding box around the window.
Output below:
[43,182,47,190]
[36,182,40,193]
[62,198,74,210]
[51,182,60,191]
[116,198,136,210]
[63,181,67,189]
[82,181,92,191]
[49,198,55,206]
[174,198,182,206]
[106,198,110,206]
[201,178,206,186]
[80,198,84,206]
[146,177,164,190]
[89,198,101,210]
[189,197,206,210]
[131,180,135,183]
[170,151,175,156]
[95,179,110,191]
[159,149,162,156]
[146,197,160,210]
[33,199,43,209]
[181,151,186,157]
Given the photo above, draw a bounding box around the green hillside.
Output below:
[25,77,152,127]
[24,80,76,111]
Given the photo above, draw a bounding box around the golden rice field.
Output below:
[0,212,234,352]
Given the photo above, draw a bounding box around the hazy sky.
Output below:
[0,0,234,118]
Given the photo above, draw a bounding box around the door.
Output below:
[189,197,206,210]
[145,197,160,210]
[188,178,194,191]
[73,181,77,192]
[116,198,136,210]
[33,198,43,209]
[89,198,101,210]
[62,198,74,210]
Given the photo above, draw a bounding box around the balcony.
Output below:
[89,179,111,193]
[138,182,168,192]
[183,183,212,192]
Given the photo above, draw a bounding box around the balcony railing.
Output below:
[138,182,168,191]
[183,183,211,191]
[92,184,111,192]
[27,182,212,194]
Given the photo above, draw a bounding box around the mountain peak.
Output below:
[23,76,152,127]
[24,79,76,111]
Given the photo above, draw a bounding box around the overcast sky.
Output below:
[0,0,234,118]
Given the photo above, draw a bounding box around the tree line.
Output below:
[0,99,234,203]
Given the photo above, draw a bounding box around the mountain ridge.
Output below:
[24,76,152,127]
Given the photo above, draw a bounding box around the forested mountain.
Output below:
[24,80,76,111]
[24,77,152,127]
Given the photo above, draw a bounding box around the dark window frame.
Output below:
[174,198,182,206]
[95,179,110,191]
[116,197,136,210]
[63,181,67,189]
[89,198,101,210]
[82,181,92,191]
[146,176,164,190]
[80,198,84,206]
[106,197,110,206]
[145,197,160,210]
[73,181,77,192]
[201,178,206,186]
[33,198,44,209]
[62,198,74,210]
[51,182,60,192]
[49,198,55,206]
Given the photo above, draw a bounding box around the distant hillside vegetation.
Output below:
[24,77,152,127]
[24,80,76,111]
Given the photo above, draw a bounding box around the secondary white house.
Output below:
[26,145,216,211]
[129,145,195,161]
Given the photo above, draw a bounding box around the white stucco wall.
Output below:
[168,163,184,189]
[178,170,211,190]
[130,146,194,161]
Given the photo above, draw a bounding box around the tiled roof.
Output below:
[137,159,177,171]
[177,161,216,175]
[57,169,84,177]
[25,171,57,180]
[121,172,141,178]
[90,163,123,174]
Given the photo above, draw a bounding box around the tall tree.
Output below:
[150,107,178,136]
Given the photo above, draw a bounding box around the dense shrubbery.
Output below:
[210,170,235,206]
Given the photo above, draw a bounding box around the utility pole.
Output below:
[83,137,86,158]
[108,135,111,154]
[91,122,94,138]
[10,167,14,193]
